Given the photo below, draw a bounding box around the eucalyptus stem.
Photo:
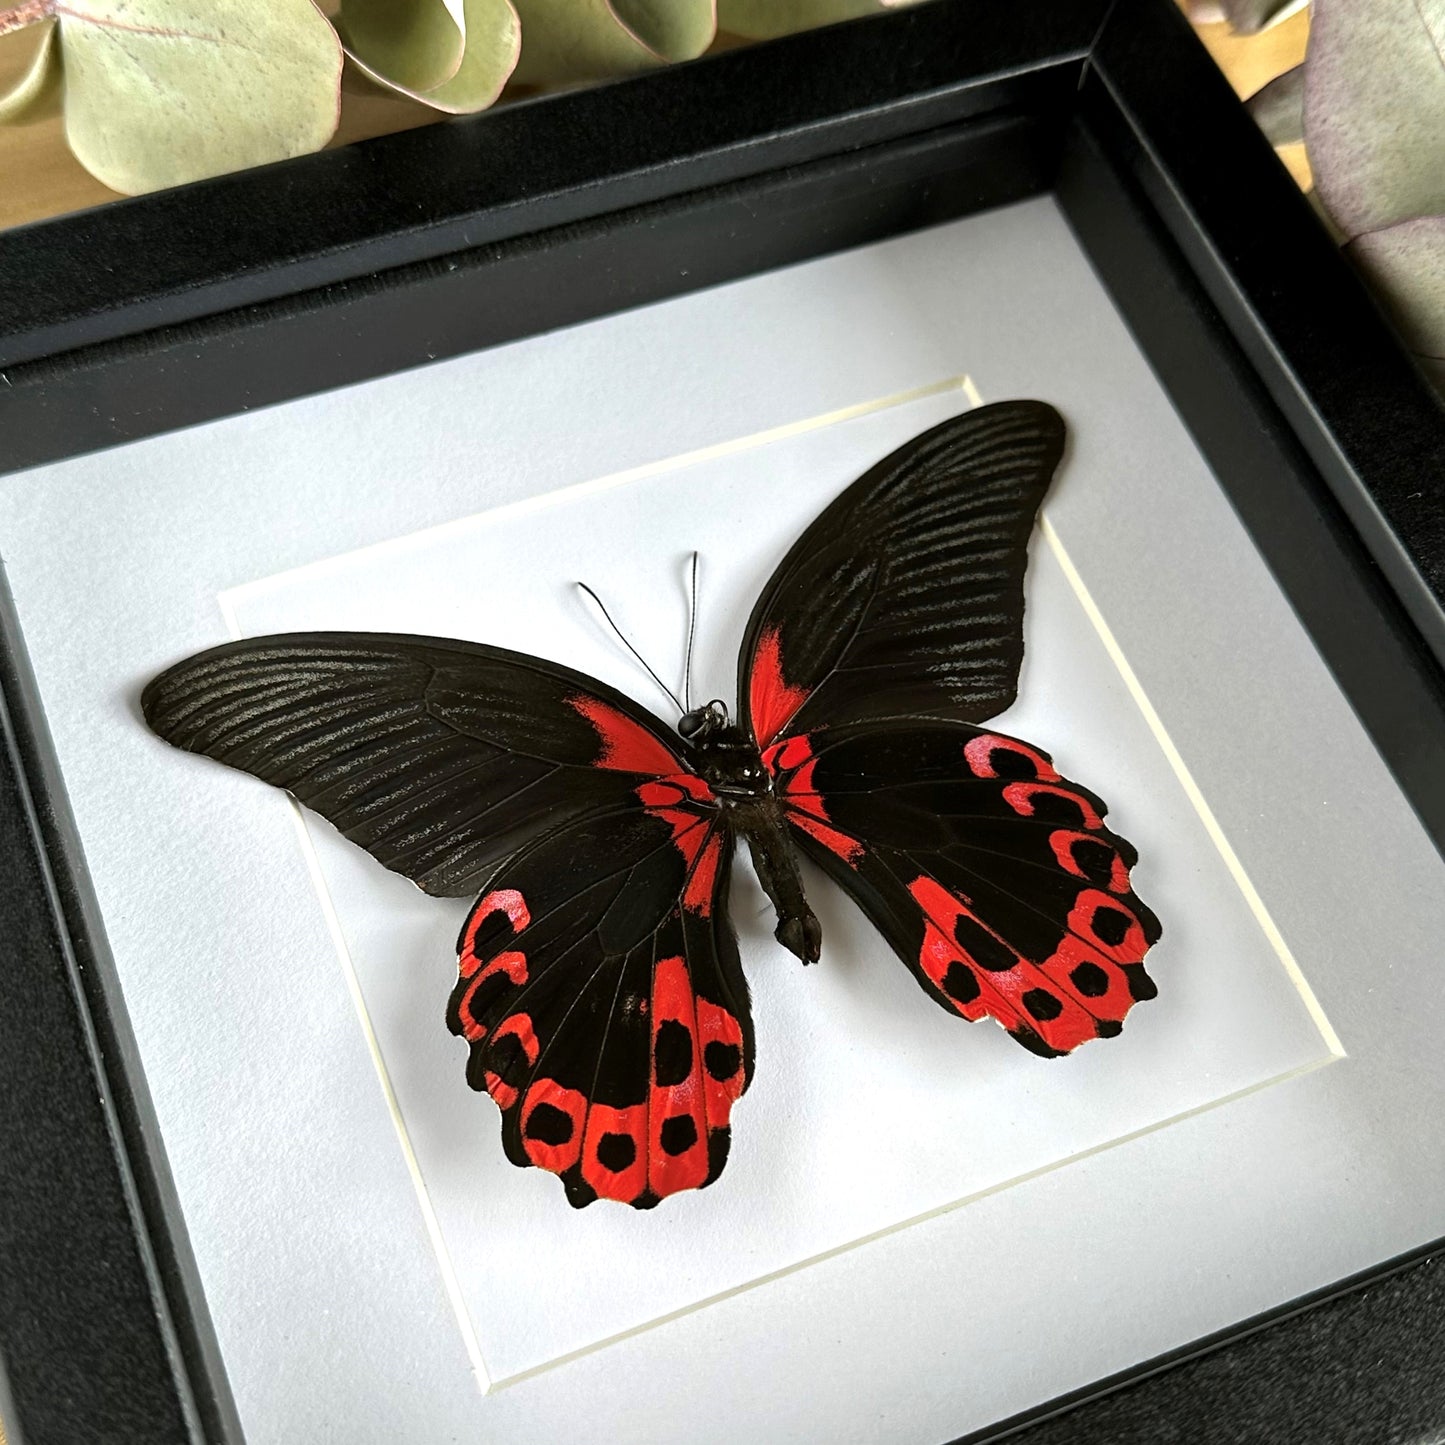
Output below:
[0,0,52,38]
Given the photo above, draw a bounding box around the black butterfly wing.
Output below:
[739,400,1065,746]
[144,632,755,1206]
[449,791,751,1208]
[142,632,695,897]
[765,722,1160,1055]
[740,400,1160,1053]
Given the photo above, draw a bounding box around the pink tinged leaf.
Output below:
[1247,62,1304,147]
[1305,0,1445,239]
[1346,216,1445,395]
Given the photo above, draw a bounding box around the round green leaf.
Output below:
[0,14,58,123]
[336,0,466,94]
[1305,0,1445,238]
[340,0,519,114]
[512,0,715,85]
[719,0,925,42]
[59,0,343,196]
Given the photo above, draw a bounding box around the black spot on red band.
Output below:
[703,1040,742,1082]
[1022,988,1064,1022]
[596,1132,637,1173]
[1069,961,1111,998]
[942,960,981,1004]
[653,1019,694,1087]
[1091,905,1133,948]
[524,1103,575,1146]
[660,1115,699,1156]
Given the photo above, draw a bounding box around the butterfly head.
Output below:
[677,698,729,743]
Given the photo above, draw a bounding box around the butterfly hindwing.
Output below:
[448,791,752,1208]
[764,721,1160,1055]
[141,632,691,897]
[739,400,1066,746]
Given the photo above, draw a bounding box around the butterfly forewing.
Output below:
[739,401,1066,745]
[142,633,690,897]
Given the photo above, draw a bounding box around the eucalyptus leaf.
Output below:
[1246,62,1303,147]
[54,0,343,195]
[512,0,714,85]
[0,13,56,122]
[1347,217,1445,394]
[719,0,924,40]
[339,0,519,113]
[337,0,465,94]
[1305,0,1445,238]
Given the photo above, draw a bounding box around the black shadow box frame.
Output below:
[3,1,1445,1441]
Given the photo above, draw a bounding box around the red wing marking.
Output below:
[907,876,1105,1054]
[787,812,865,864]
[1066,888,1149,963]
[568,695,682,774]
[521,1078,587,1173]
[682,831,724,916]
[763,732,865,865]
[580,1102,649,1202]
[763,734,812,777]
[749,628,811,747]
[459,887,531,977]
[1049,829,1132,894]
[1002,781,1103,830]
[647,954,710,1197]
[493,1013,539,1063]
[454,956,526,1041]
[963,733,1061,782]
[637,774,717,885]
[484,1010,539,1110]
[696,998,746,1129]
[455,890,536,1041]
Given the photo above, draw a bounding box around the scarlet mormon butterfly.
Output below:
[143,400,1162,1210]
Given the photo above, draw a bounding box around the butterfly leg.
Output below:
[739,806,822,964]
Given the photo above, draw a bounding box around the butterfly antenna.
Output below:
[576,581,685,715]
[684,551,699,712]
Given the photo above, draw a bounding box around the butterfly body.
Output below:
[678,703,823,965]
[142,401,1163,1209]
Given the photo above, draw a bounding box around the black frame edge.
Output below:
[1089,0,1445,669]
[4,2,1445,1442]
[0,562,236,1445]
[0,0,1107,370]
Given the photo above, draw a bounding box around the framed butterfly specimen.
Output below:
[142,400,1161,1209]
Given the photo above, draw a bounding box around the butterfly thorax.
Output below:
[677,708,821,965]
[690,724,773,803]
